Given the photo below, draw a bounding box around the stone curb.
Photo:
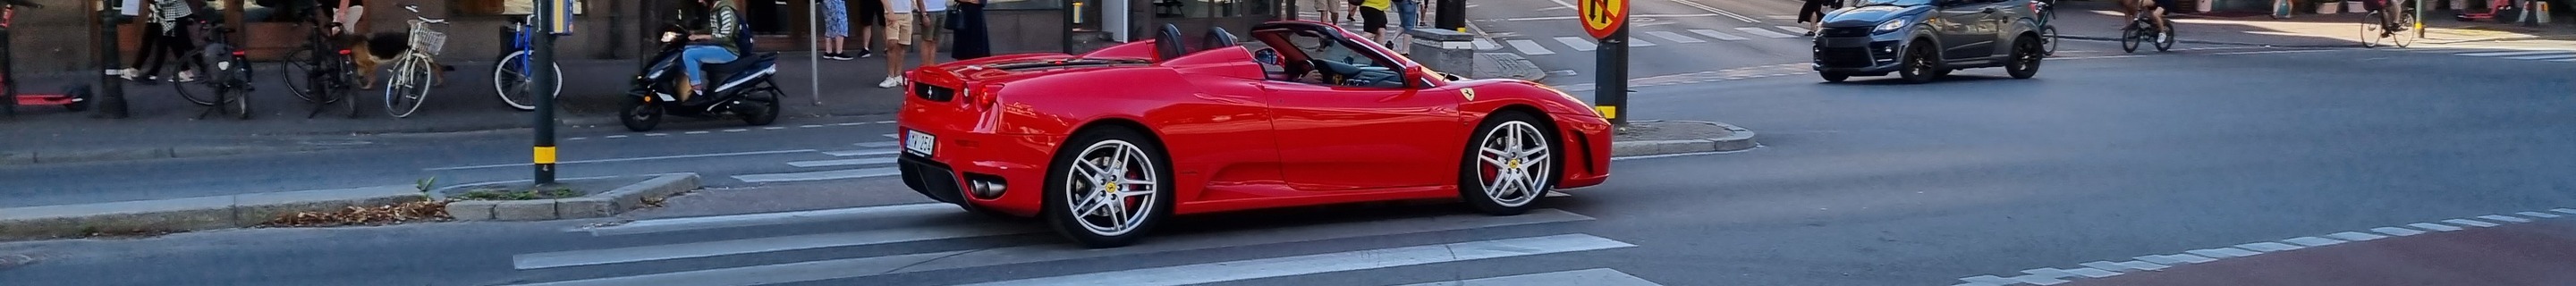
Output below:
[2050,35,2360,48]
[0,145,350,166]
[0,185,427,241]
[1608,120,1759,157]
[444,173,701,222]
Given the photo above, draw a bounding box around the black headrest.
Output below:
[1155,24,1186,61]
[1204,27,1239,50]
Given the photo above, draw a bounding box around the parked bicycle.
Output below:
[381,4,450,118]
[2359,0,2416,47]
[494,13,563,112]
[280,4,360,118]
[182,16,253,119]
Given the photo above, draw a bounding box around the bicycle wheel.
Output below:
[385,60,432,118]
[2120,21,2142,53]
[2391,13,2416,47]
[2039,26,2059,56]
[281,47,318,102]
[491,50,562,111]
[2153,20,2175,52]
[2360,12,2383,47]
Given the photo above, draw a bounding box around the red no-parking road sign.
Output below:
[1580,0,1628,38]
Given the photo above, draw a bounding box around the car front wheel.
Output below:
[1043,127,1174,248]
[1898,42,1940,84]
[1459,112,1558,215]
[2007,35,2043,79]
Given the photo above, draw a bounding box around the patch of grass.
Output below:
[454,187,582,200]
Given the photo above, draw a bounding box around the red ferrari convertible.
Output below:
[894,21,1613,248]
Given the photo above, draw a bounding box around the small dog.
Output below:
[343,31,449,90]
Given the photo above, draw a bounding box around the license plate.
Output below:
[904,130,936,156]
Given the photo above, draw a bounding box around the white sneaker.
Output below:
[877,76,903,88]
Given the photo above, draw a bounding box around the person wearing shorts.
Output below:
[1356,0,1389,46]
[878,0,945,88]
[1797,0,1841,36]
[820,0,854,60]
[1393,0,1418,54]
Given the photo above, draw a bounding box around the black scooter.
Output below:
[620,23,783,132]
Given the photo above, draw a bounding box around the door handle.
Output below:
[1980,7,1999,13]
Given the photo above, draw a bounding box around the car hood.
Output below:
[1822,5,1932,27]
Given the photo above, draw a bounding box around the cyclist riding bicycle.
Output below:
[2119,0,2173,43]
[2363,0,2409,34]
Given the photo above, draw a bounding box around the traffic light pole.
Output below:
[96,5,129,119]
[532,0,558,185]
[1596,23,1627,127]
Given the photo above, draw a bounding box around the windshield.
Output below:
[1859,0,1935,6]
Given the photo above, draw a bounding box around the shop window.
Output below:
[1155,0,1272,18]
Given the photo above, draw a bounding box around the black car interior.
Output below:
[1246,23,1408,89]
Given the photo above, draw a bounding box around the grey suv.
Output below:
[1809,0,2046,83]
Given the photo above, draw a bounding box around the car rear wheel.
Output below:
[1898,43,1940,84]
[2007,35,2043,79]
[1043,127,1174,248]
[1459,112,1557,215]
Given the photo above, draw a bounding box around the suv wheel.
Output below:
[2006,35,2042,79]
[1897,42,1940,84]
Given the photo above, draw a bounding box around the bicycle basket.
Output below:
[411,26,447,55]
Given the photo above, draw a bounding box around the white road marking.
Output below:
[426,149,818,171]
[605,135,631,139]
[2501,54,2576,60]
[2555,208,2576,214]
[1474,38,1503,50]
[1555,37,1600,51]
[2233,241,2304,252]
[1689,29,1750,41]
[872,120,895,123]
[2518,211,2563,218]
[2280,236,2346,247]
[2371,226,2428,236]
[1508,39,1557,55]
[2063,267,2122,278]
[2325,231,2389,241]
[1645,30,1706,43]
[824,149,899,156]
[722,129,749,132]
[578,203,962,236]
[1665,0,1758,22]
[1774,26,1811,35]
[532,209,1597,285]
[2184,248,2260,258]
[1394,268,1662,286]
[516,223,1037,270]
[731,167,902,183]
[2443,218,2501,227]
[2408,223,2465,231]
[834,122,867,126]
[1734,27,1795,38]
[2477,214,2533,223]
[684,130,710,134]
[2212,49,2341,55]
[956,234,1635,286]
[2454,50,2567,56]
[801,124,826,128]
[880,133,900,139]
[784,157,896,168]
[567,138,587,140]
[855,141,900,147]
[763,127,787,130]
[2004,274,2070,285]
[1628,37,1658,46]
[2553,58,2576,62]
[2079,260,2166,272]
[646,133,669,136]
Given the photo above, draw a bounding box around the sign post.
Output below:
[1580,0,1628,127]
[533,0,572,184]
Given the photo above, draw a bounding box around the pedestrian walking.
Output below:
[819,0,855,60]
[123,0,204,83]
[852,0,881,57]
[1393,0,1419,55]
[1797,0,1841,36]
[1355,0,1390,46]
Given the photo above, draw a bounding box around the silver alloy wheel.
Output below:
[1473,121,1552,207]
[1064,139,1160,237]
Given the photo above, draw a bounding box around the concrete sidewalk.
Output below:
[1,50,921,165]
[2047,0,2576,47]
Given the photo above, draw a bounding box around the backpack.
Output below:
[730,15,755,53]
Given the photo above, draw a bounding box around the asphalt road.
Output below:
[5,38,2576,286]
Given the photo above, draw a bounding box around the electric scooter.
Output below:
[618,22,784,132]
[1,0,92,114]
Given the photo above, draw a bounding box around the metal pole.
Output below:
[1063,1,1076,54]
[533,0,559,184]
[96,4,129,119]
[810,0,822,105]
[1597,22,1626,127]
[3,21,16,118]
[2415,0,2425,38]
[1435,0,1464,30]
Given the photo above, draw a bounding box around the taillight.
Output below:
[231,51,247,56]
[961,84,1001,111]
[337,49,352,55]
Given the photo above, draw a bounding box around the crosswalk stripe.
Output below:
[516,223,1037,270]
[1393,268,1665,286]
[955,233,1637,286]
[785,157,895,168]
[1506,39,1557,55]
[2555,58,2576,62]
[1690,29,1750,40]
[1734,27,1795,38]
[880,133,898,139]
[2500,54,2576,60]
[2454,50,2565,56]
[1555,37,1599,51]
[1473,38,1503,50]
[1645,30,1706,43]
[732,167,900,183]
[822,149,897,156]
[854,141,899,147]
[1628,37,1659,46]
[1774,26,1811,35]
[578,203,960,236]
[526,209,1595,285]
